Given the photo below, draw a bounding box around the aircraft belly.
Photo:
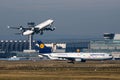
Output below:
[23,30,34,35]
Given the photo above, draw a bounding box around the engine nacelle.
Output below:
[19,26,24,31]
[75,59,86,62]
[51,27,56,31]
[75,59,82,61]
[23,30,34,35]
[45,27,56,31]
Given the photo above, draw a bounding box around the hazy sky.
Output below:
[0,0,120,40]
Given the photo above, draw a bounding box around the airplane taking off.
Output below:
[8,19,55,35]
[35,40,113,63]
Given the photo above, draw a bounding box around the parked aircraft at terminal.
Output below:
[35,40,113,63]
[8,19,55,35]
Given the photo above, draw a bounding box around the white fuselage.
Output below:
[35,19,54,30]
[43,52,113,61]
[23,19,54,35]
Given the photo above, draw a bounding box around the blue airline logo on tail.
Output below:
[35,40,52,53]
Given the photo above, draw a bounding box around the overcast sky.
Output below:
[0,0,120,40]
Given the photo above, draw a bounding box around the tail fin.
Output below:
[35,40,52,53]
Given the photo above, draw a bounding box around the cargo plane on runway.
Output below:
[35,41,113,63]
[8,19,55,35]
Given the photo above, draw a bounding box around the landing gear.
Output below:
[81,59,86,62]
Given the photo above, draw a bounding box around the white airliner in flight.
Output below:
[35,40,113,63]
[8,19,55,35]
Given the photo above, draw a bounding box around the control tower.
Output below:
[27,22,35,50]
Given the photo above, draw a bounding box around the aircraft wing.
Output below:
[8,26,31,31]
[8,26,20,29]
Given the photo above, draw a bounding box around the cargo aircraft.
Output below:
[35,40,113,63]
[8,19,55,35]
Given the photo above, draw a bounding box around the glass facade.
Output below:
[66,41,89,52]
[89,40,120,52]
[1,39,120,53]
[0,40,36,52]
[0,39,120,58]
[0,40,90,53]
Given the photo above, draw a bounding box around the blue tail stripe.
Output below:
[35,41,52,53]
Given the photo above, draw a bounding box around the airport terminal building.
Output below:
[89,40,120,52]
[0,33,120,59]
[0,40,89,53]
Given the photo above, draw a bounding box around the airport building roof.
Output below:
[104,33,120,40]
